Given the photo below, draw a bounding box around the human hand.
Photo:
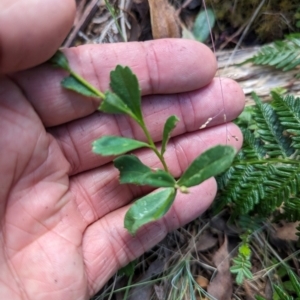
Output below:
[0,1,244,299]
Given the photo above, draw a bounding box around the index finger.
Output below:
[0,0,76,73]
[11,39,217,126]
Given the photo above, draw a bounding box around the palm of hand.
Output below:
[0,41,244,300]
[1,78,91,298]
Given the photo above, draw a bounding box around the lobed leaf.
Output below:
[114,155,176,187]
[110,66,142,121]
[100,91,134,116]
[62,76,100,98]
[124,188,176,235]
[177,145,236,188]
[92,136,149,156]
[161,115,179,156]
[49,50,70,71]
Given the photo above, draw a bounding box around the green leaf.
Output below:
[288,269,300,296]
[125,188,176,235]
[242,268,253,280]
[255,296,267,300]
[235,271,245,285]
[118,260,136,277]
[110,65,142,121]
[239,244,251,258]
[177,145,236,188]
[114,155,176,187]
[274,284,293,300]
[100,91,134,116]
[192,9,215,42]
[61,76,100,98]
[161,115,179,155]
[92,136,149,156]
[230,265,243,273]
[48,50,70,71]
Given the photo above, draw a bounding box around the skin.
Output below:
[0,0,245,299]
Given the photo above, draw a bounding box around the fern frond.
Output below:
[271,92,300,151]
[243,35,300,72]
[280,197,300,222]
[216,92,300,221]
[237,128,266,160]
[252,93,293,158]
[257,164,300,216]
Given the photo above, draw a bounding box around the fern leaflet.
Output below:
[216,92,300,221]
[242,34,300,73]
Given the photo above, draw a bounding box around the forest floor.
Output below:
[65,1,300,299]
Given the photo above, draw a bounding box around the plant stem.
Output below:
[69,70,106,99]
[139,120,169,173]
[104,0,126,42]
[123,271,133,300]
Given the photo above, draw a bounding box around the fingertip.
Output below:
[0,0,76,73]
[165,178,217,229]
[147,39,217,91]
[221,77,246,118]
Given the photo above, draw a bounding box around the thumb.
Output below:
[0,0,76,74]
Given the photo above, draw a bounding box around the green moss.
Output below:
[208,0,299,44]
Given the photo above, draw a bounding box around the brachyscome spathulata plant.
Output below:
[50,50,236,235]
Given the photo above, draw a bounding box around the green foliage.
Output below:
[49,50,70,71]
[273,285,294,300]
[108,66,142,122]
[258,270,300,300]
[50,51,235,236]
[287,269,300,297]
[125,188,177,235]
[114,155,176,187]
[104,0,126,42]
[242,34,300,74]
[92,136,149,156]
[161,115,179,156]
[192,8,215,42]
[208,0,299,42]
[177,145,236,188]
[230,232,253,285]
[61,76,100,98]
[216,92,300,221]
[118,260,136,277]
[49,50,104,99]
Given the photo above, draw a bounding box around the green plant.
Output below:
[104,0,126,42]
[49,50,235,235]
[216,91,300,220]
[230,231,253,285]
[192,8,216,42]
[216,91,300,286]
[242,34,300,74]
[207,0,299,43]
[255,269,300,300]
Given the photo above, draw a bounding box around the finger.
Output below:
[83,178,216,295]
[0,0,76,73]
[70,123,243,224]
[11,39,217,126]
[50,77,244,175]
